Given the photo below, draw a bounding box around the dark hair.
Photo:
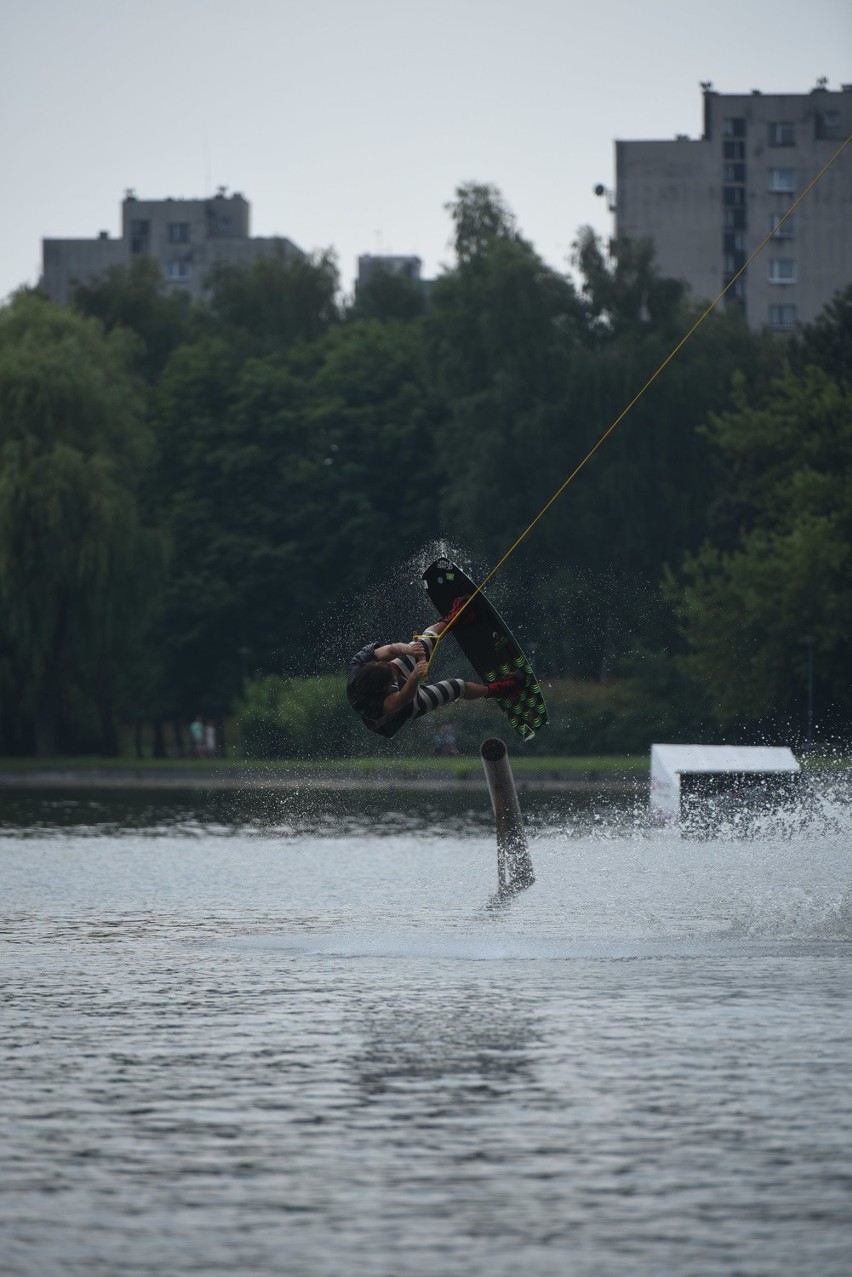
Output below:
[354,661,394,700]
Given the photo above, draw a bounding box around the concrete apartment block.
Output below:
[356,254,423,284]
[612,84,852,330]
[42,190,303,304]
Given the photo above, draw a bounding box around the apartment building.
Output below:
[612,84,852,330]
[356,254,423,285]
[41,190,303,304]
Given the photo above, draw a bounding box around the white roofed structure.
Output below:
[650,744,800,822]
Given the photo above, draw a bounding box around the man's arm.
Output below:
[373,617,447,663]
[381,659,428,713]
[373,640,424,662]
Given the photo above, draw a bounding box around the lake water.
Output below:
[2,780,851,1276]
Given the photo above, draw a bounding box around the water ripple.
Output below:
[1,788,851,1275]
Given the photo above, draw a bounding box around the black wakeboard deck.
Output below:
[422,558,548,743]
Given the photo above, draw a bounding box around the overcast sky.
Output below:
[2,0,850,304]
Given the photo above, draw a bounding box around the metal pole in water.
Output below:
[480,738,535,897]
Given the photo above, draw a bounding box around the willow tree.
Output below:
[0,291,163,754]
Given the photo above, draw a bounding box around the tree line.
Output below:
[0,183,849,756]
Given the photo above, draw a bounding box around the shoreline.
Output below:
[0,765,645,793]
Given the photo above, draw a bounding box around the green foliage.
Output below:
[237,673,359,759]
[672,364,852,733]
[447,182,520,264]
[791,283,852,387]
[71,257,196,382]
[428,210,777,685]
[348,268,426,322]
[573,227,688,337]
[235,669,705,760]
[430,186,585,556]
[535,674,705,756]
[149,313,442,714]
[5,187,850,755]
[206,246,340,355]
[0,292,164,754]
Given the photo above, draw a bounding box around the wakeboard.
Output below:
[423,558,548,742]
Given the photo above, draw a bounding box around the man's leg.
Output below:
[409,677,466,720]
[400,624,522,712]
[410,671,502,720]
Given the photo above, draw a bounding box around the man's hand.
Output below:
[374,639,425,663]
[399,640,425,660]
[382,657,429,713]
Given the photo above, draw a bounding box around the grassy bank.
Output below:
[0,753,648,776]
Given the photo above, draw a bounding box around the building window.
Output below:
[725,251,746,274]
[723,185,746,206]
[816,110,840,139]
[768,258,796,284]
[722,208,747,229]
[768,121,795,146]
[130,218,149,255]
[723,162,746,182]
[769,213,796,239]
[769,168,796,192]
[724,231,746,253]
[724,117,746,138]
[723,140,745,160]
[166,259,191,281]
[768,303,797,329]
[168,222,190,243]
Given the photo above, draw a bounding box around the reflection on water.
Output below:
[354,992,537,1103]
[1,781,851,1277]
[0,783,652,841]
[0,784,498,838]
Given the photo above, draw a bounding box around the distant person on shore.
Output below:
[189,714,204,758]
[432,720,459,756]
[204,719,217,758]
[347,601,524,740]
